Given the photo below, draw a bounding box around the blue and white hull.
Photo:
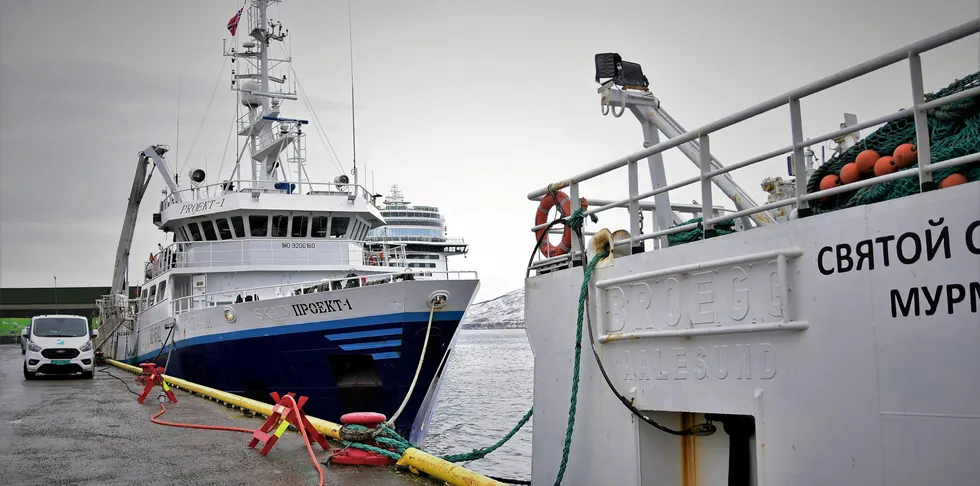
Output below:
[117,278,479,443]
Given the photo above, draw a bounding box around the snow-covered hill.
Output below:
[461,287,524,329]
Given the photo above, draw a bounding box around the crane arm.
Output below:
[109,145,171,296]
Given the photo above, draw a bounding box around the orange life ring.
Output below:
[534,190,573,257]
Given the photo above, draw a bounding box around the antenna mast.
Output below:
[348,0,358,188]
[225,0,306,191]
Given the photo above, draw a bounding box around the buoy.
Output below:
[940,173,968,188]
[840,163,861,184]
[340,412,387,427]
[818,174,841,203]
[874,156,898,176]
[855,150,879,175]
[819,174,841,191]
[893,143,917,168]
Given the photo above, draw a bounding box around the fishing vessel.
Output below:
[365,185,469,279]
[96,0,480,444]
[524,20,979,485]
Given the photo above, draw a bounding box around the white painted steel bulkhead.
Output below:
[524,182,980,485]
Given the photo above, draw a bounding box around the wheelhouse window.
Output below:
[249,215,268,237]
[215,218,233,240]
[271,215,289,238]
[291,216,309,237]
[311,216,328,238]
[201,220,218,241]
[187,223,203,241]
[231,216,246,238]
[158,280,168,301]
[330,217,350,238]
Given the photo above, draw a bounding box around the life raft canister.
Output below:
[534,190,573,257]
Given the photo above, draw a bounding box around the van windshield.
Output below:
[32,317,88,338]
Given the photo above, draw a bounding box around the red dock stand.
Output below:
[248,392,329,456]
[136,363,177,404]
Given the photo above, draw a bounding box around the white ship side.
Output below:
[524,20,980,486]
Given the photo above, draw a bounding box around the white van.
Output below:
[23,314,98,380]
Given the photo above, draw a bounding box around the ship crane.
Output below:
[96,144,178,357]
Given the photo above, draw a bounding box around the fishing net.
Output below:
[666,70,980,245]
[805,70,980,212]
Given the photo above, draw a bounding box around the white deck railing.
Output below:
[144,239,408,281]
[527,19,980,257]
[161,180,375,211]
[167,270,479,315]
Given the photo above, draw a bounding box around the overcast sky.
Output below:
[1,0,978,302]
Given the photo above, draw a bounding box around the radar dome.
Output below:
[241,80,261,107]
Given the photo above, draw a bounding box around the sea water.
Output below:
[425,328,533,482]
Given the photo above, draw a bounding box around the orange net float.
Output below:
[893,143,918,168]
[940,173,968,188]
[840,163,862,184]
[855,150,880,175]
[534,190,573,257]
[874,156,898,176]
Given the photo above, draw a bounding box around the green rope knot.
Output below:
[567,207,598,233]
[338,410,534,466]
[339,424,381,442]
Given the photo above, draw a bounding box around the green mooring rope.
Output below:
[553,247,609,486]
[340,409,534,465]
[337,207,602,486]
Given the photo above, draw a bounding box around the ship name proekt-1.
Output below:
[178,197,226,215]
[292,299,354,316]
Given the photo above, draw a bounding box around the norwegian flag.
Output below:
[227,7,243,36]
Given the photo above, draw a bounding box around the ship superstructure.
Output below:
[366,185,468,279]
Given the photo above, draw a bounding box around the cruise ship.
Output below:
[95,0,480,445]
[365,185,468,279]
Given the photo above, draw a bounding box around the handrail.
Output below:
[527,19,979,200]
[524,19,979,255]
[161,179,376,208]
[166,270,479,315]
[143,238,411,281]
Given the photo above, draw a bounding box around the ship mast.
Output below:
[224,0,308,191]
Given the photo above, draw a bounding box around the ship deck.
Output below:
[0,344,438,486]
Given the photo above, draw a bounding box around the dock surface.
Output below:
[0,345,435,486]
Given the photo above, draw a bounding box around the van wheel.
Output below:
[82,370,94,379]
[23,363,36,380]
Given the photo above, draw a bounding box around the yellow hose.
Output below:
[397,448,504,486]
[107,359,503,486]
